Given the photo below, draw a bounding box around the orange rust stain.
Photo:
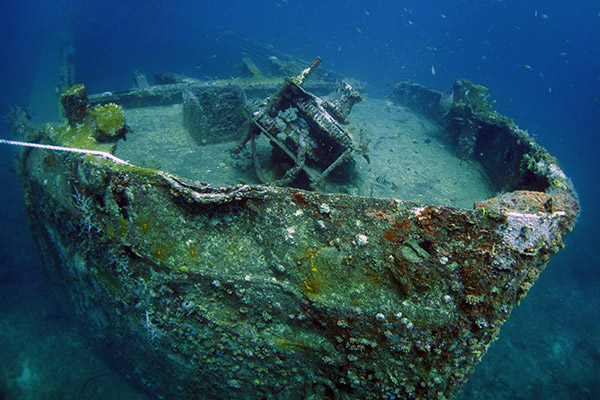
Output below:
[383,228,398,242]
[369,209,393,221]
[291,191,309,208]
[383,218,413,243]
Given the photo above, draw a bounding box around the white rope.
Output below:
[0,138,132,166]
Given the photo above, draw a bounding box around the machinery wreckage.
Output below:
[232,57,367,189]
[7,53,579,399]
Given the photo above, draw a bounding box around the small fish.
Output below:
[208,54,217,59]
[364,10,370,16]
[521,64,533,70]
[548,86,553,94]
[356,26,362,33]
[431,65,437,76]
[440,14,447,19]
[375,176,398,190]
[375,176,388,185]
[194,64,202,69]
[374,136,387,148]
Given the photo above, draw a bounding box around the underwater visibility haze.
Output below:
[0,1,599,399]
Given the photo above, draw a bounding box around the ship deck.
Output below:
[116,97,494,209]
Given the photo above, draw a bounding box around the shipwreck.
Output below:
[5,45,579,399]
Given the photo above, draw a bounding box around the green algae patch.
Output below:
[87,103,129,142]
[56,84,128,150]
[44,121,115,153]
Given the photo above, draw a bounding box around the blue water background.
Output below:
[1,1,598,398]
